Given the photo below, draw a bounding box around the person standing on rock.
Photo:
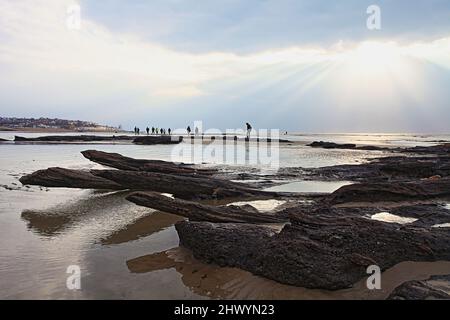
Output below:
[146,127,150,135]
[246,122,252,140]
[168,128,172,135]
[151,127,155,135]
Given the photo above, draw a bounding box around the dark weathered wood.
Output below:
[20,167,275,199]
[81,150,216,175]
[19,167,122,189]
[388,275,450,300]
[176,211,450,290]
[126,191,287,223]
[328,178,450,204]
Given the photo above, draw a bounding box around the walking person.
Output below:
[246,122,252,140]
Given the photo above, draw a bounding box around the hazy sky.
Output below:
[0,0,449,132]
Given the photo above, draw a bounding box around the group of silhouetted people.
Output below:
[134,122,253,138]
[134,126,172,135]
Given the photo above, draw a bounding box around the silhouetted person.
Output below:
[152,127,155,135]
[246,122,252,140]
[146,127,150,135]
[187,126,191,135]
[137,127,140,135]
[168,128,171,135]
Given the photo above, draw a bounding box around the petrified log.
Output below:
[388,275,450,300]
[176,211,450,289]
[328,178,450,204]
[19,167,122,189]
[133,135,182,145]
[14,135,134,142]
[81,150,216,175]
[307,156,450,182]
[126,191,287,223]
[20,168,273,199]
[92,169,273,199]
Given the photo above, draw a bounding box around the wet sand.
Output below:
[127,247,450,300]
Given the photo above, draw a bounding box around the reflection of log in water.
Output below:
[21,191,141,236]
[101,212,184,245]
[126,247,450,300]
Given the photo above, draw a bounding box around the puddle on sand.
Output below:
[370,212,418,224]
[264,181,353,193]
[127,247,450,300]
[227,199,286,212]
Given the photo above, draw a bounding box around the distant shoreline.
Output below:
[0,127,129,133]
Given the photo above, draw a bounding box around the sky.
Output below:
[0,0,449,132]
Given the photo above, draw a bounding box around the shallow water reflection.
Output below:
[127,247,450,300]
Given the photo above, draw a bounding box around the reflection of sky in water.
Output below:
[432,223,450,228]
[370,212,418,225]
[265,181,352,193]
[227,199,286,212]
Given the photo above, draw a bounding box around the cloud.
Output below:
[0,0,449,132]
[80,0,450,53]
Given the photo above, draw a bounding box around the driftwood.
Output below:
[307,155,450,182]
[176,211,450,289]
[388,275,450,300]
[328,178,450,204]
[81,150,216,175]
[20,167,274,200]
[19,167,122,190]
[126,191,287,223]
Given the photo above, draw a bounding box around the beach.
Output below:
[1,131,449,299]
